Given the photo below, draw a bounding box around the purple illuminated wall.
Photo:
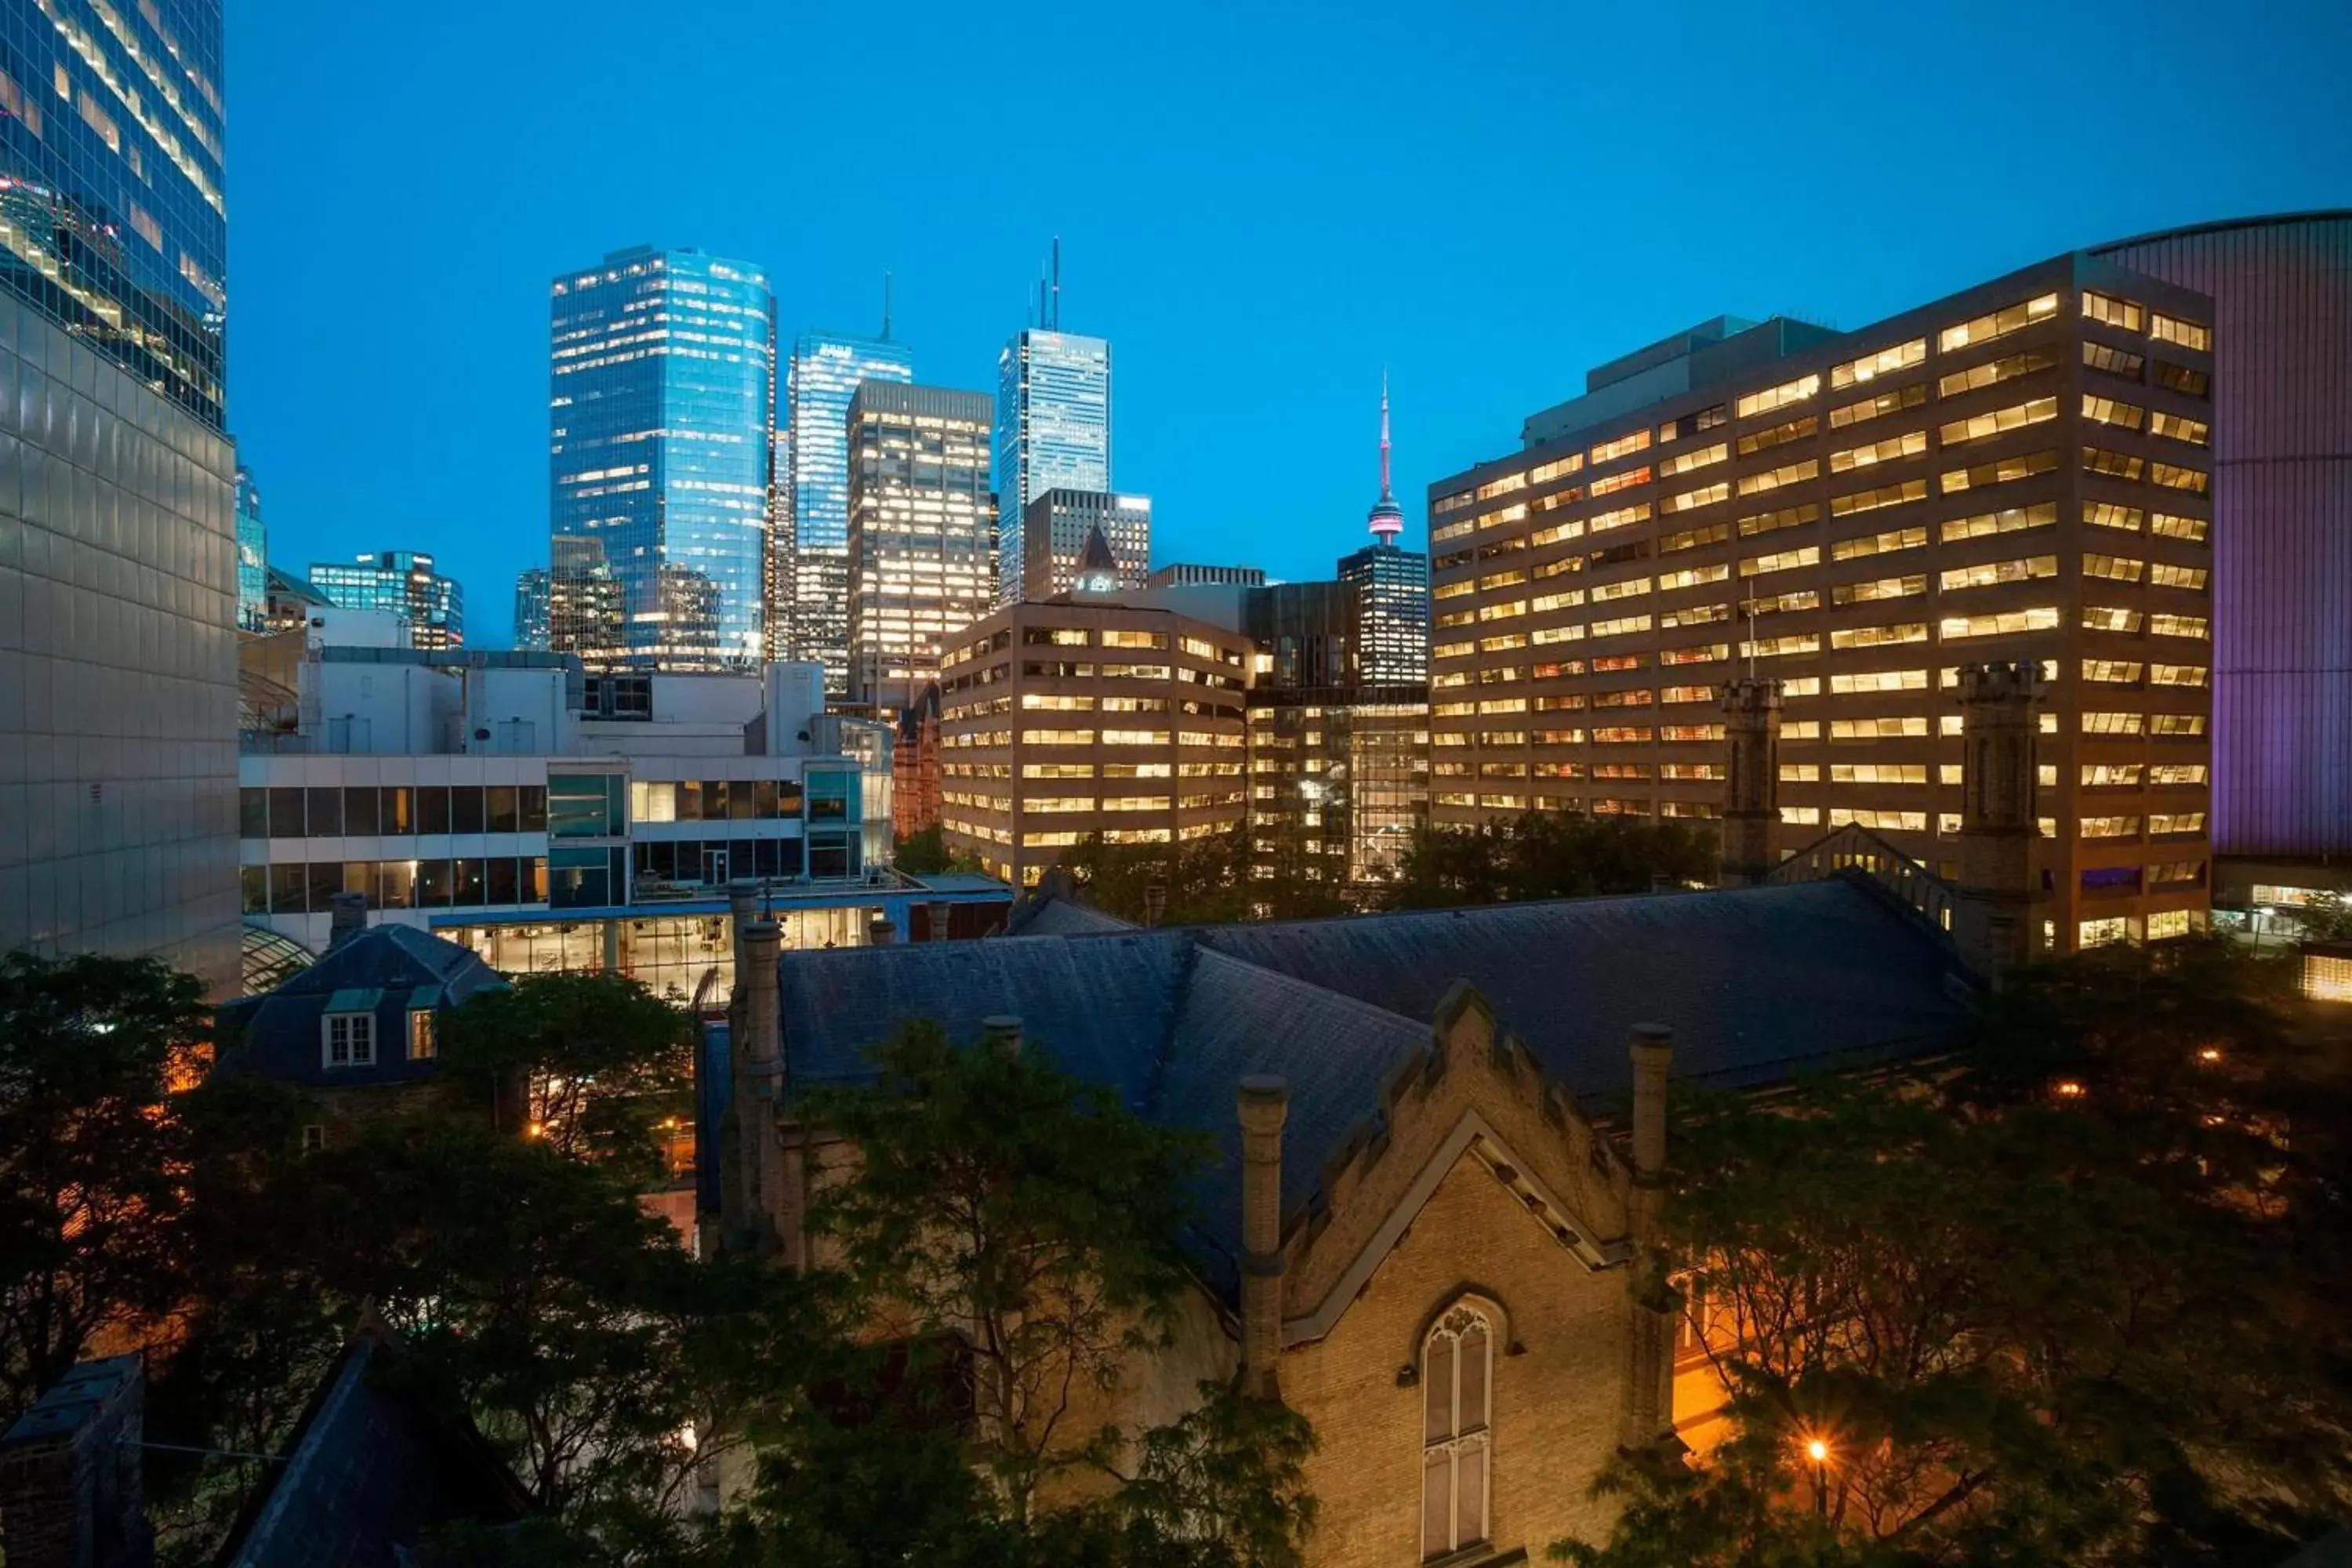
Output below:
[2094,213,2352,859]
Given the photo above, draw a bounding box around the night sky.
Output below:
[229,0,2351,646]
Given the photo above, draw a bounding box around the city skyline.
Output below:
[225,1,2350,648]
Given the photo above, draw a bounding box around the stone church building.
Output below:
[718,665,2045,1564]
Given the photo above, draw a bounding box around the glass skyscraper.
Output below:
[784,329,915,695]
[0,1,239,993]
[514,569,551,651]
[1338,542,1431,686]
[550,247,774,670]
[235,466,267,631]
[995,328,1112,604]
[309,550,465,651]
[0,1,227,426]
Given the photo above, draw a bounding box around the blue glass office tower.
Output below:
[0,1,227,426]
[785,330,914,695]
[995,328,1112,605]
[235,466,267,630]
[309,550,465,652]
[0,2,239,993]
[550,247,774,670]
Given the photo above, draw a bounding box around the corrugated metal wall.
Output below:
[2095,215,2352,859]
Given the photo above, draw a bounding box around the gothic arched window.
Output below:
[1421,1305,1492,1558]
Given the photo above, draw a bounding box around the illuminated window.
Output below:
[2149,313,2212,352]
[2081,712,2146,735]
[1737,503,1817,538]
[1736,458,1817,498]
[1829,337,1926,390]
[1661,481,1730,514]
[2150,462,2209,495]
[1660,442,1729,477]
[1942,556,2059,590]
[2082,605,2143,633]
[1831,622,1929,649]
[2079,916,2132,947]
[2150,512,2208,543]
[1829,716,1929,739]
[1940,397,2059,447]
[1737,416,1817,457]
[2082,341,2145,379]
[1942,448,2060,493]
[2150,812,2205,836]
[1739,546,1818,577]
[1829,668,1927,694]
[1735,373,1821,419]
[2082,763,2143,787]
[1936,348,2062,399]
[2154,361,2211,397]
[1942,502,2059,542]
[2081,291,2145,332]
[1831,525,1929,562]
[2080,394,2145,431]
[2151,713,2206,735]
[2150,613,2209,640]
[1590,428,1652,465]
[2080,816,2143,839]
[1938,292,2058,353]
[2082,446,2144,481]
[2080,659,2143,684]
[2148,411,2209,447]
[1830,429,1929,472]
[2084,502,2144,533]
[2149,562,2207,590]
[1587,502,1653,534]
[1940,608,2060,639]
[1828,478,1927,517]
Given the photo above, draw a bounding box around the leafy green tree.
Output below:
[794,1020,1316,1563]
[1555,938,2352,1568]
[1391,811,1716,909]
[895,824,986,877]
[0,951,211,1421]
[437,970,695,1180]
[2296,890,2352,943]
[1055,829,1254,926]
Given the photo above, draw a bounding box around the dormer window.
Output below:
[408,1009,437,1061]
[323,1011,374,1069]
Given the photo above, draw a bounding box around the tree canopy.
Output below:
[1555,938,2352,1568]
[894,824,987,877]
[1390,811,1718,909]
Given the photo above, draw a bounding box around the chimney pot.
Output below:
[982,1015,1022,1059]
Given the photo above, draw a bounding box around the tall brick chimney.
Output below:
[1954,660,2048,978]
[1718,677,1783,887]
[1621,1025,1676,1450]
[1236,1076,1289,1401]
[721,920,785,1256]
[0,1355,153,1568]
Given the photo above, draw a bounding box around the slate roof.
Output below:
[217,1316,532,1567]
[217,924,505,1089]
[775,877,1976,1293]
[1002,870,1137,937]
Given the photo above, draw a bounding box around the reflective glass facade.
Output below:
[784,330,913,695]
[234,463,265,630]
[995,329,1112,604]
[308,550,464,651]
[1338,541,1432,686]
[0,0,226,429]
[550,248,773,670]
[513,568,550,651]
[0,299,240,994]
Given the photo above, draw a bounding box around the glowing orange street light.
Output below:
[2054,1079,2086,1098]
[1802,1434,1832,1516]
[525,1120,546,1139]
[2197,1047,2223,1063]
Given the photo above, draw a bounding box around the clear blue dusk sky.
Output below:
[230,0,2351,648]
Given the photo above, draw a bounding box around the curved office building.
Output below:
[2092,213,2352,887]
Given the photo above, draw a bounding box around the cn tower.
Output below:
[1366,376,1405,542]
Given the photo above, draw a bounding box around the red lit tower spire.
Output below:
[1367,373,1404,543]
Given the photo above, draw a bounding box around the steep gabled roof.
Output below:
[216,924,504,1089]
[775,878,1976,1297]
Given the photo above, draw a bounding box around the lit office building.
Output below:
[1242,581,1429,895]
[0,0,240,992]
[514,569,551,651]
[1428,255,2218,954]
[844,382,996,715]
[783,329,916,695]
[310,550,465,652]
[235,467,268,631]
[1022,488,1150,600]
[1338,543,1431,688]
[936,601,1250,886]
[550,247,774,670]
[995,327,1112,604]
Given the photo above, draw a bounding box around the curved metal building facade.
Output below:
[2093,213,2352,861]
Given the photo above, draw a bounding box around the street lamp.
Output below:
[1803,1435,1831,1517]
